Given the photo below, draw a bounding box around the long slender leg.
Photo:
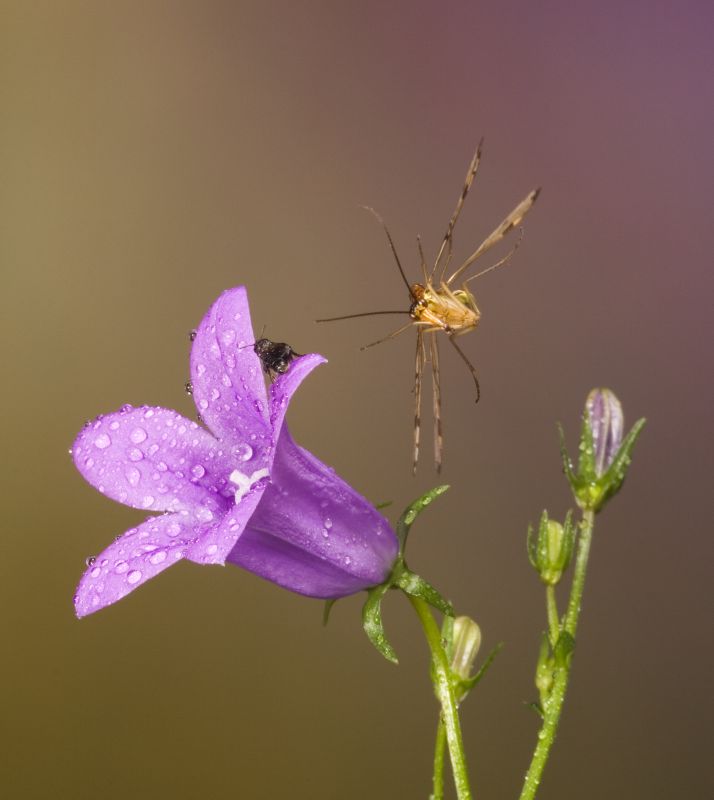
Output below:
[447,334,481,403]
[360,321,414,351]
[431,140,484,284]
[429,332,443,472]
[413,328,426,474]
[462,228,524,286]
[417,235,429,284]
[447,188,540,286]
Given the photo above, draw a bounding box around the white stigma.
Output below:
[229,468,270,503]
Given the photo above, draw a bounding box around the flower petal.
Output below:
[227,427,398,597]
[269,353,327,438]
[72,406,233,514]
[74,512,200,618]
[186,476,268,565]
[190,287,272,453]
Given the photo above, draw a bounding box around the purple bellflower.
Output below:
[71,287,398,617]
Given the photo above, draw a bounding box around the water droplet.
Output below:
[149,550,167,565]
[125,467,140,486]
[198,399,208,411]
[109,421,120,431]
[156,461,167,472]
[128,448,143,462]
[86,556,96,567]
[114,560,129,574]
[94,433,111,449]
[206,544,218,556]
[324,517,333,530]
[234,443,253,462]
[195,507,214,523]
[130,427,147,444]
[90,566,101,578]
[221,373,233,387]
[143,409,154,418]
[344,556,352,566]
[84,456,95,469]
[141,495,155,508]
[210,388,220,401]
[253,399,264,414]
[220,328,236,345]
[127,570,142,585]
[191,464,206,480]
[322,529,329,538]
[189,329,197,341]
[167,521,181,537]
[185,381,194,396]
[196,363,206,377]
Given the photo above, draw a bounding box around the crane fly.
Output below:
[317,141,540,473]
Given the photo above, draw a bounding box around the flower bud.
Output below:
[527,510,575,586]
[450,616,482,681]
[586,388,624,476]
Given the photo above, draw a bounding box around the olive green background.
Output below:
[2,2,711,798]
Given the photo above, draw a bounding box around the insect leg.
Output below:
[413,328,426,474]
[360,321,415,351]
[446,188,540,286]
[462,227,525,286]
[417,235,429,284]
[431,140,484,284]
[447,333,481,403]
[429,332,443,473]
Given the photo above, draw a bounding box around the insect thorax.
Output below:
[409,283,480,333]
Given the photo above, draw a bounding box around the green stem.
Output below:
[431,715,446,800]
[518,509,595,800]
[408,595,473,800]
[545,585,560,646]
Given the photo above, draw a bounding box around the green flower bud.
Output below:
[528,510,576,586]
[450,616,482,682]
[559,388,646,513]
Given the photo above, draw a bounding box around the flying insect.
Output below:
[317,141,540,473]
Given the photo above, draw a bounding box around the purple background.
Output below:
[2,2,711,798]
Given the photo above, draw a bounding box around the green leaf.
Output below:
[460,641,504,692]
[557,423,578,490]
[322,599,337,626]
[396,485,450,555]
[396,569,454,617]
[598,417,646,509]
[554,631,576,668]
[362,584,398,664]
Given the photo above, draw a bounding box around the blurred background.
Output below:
[2,1,712,798]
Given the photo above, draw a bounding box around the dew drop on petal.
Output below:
[206,544,219,556]
[94,433,111,449]
[125,467,141,486]
[149,550,167,565]
[84,457,95,469]
[167,521,181,537]
[127,570,142,585]
[234,443,253,462]
[191,464,206,480]
[195,507,214,523]
[114,560,129,574]
[144,409,154,418]
[109,421,120,431]
[128,448,144,462]
[141,495,155,508]
[210,388,220,401]
[221,373,233,387]
[198,399,208,411]
[85,556,96,567]
[344,556,352,566]
[323,517,333,530]
[196,363,206,377]
[157,461,168,472]
[130,427,148,444]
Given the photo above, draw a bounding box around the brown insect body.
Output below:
[409,282,481,335]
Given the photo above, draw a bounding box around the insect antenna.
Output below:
[360,321,414,351]
[316,310,409,323]
[447,334,481,403]
[361,206,415,298]
[431,140,484,285]
[447,187,540,286]
[462,228,525,286]
[416,235,429,284]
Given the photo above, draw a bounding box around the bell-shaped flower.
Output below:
[71,287,398,617]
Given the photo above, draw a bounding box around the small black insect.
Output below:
[253,338,301,378]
